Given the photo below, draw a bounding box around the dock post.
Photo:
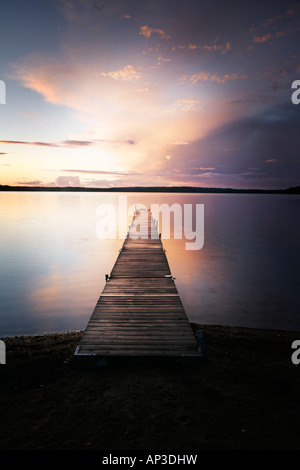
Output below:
[197,330,207,359]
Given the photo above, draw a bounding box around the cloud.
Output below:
[253,33,271,43]
[157,56,171,65]
[192,167,216,171]
[203,41,231,54]
[121,14,131,19]
[0,139,92,147]
[102,65,141,81]
[0,152,7,155]
[59,0,80,23]
[171,101,300,188]
[93,139,135,146]
[0,140,58,147]
[172,98,201,112]
[61,168,140,176]
[188,44,199,50]
[60,169,188,182]
[262,6,296,27]
[62,140,92,147]
[55,176,81,187]
[16,180,43,186]
[173,41,230,54]
[222,98,264,106]
[253,30,286,44]
[15,111,39,119]
[9,46,231,168]
[179,72,247,86]
[0,139,134,148]
[223,147,241,152]
[58,0,95,26]
[11,60,77,105]
[118,139,135,145]
[139,25,170,39]
[84,179,120,188]
[170,141,190,146]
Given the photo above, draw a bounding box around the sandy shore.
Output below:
[0,323,299,450]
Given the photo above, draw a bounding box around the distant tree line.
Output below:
[0,185,299,194]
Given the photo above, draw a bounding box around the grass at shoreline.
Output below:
[0,324,299,450]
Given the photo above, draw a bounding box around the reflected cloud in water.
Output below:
[0,191,299,336]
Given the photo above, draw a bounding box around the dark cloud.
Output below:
[16,180,42,185]
[172,101,300,187]
[61,140,92,147]
[261,5,298,27]
[0,139,134,148]
[0,140,57,147]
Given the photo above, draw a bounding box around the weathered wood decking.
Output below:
[74,208,203,366]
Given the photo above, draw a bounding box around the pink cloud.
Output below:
[61,169,139,176]
[0,139,92,147]
[139,25,170,39]
[11,60,79,104]
[203,42,231,54]
[55,176,81,187]
[102,65,141,81]
[253,33,271,43]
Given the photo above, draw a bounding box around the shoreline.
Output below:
[1,323,299,450]
[1,321,299,341]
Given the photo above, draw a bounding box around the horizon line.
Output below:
[0,184,299,194]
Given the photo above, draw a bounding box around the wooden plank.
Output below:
[76,349,200,357]
[74,208,200,363]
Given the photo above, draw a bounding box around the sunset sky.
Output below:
[1,0,300,189]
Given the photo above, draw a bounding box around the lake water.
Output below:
[0,191,299,336]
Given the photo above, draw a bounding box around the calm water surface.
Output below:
[0,191,299,336]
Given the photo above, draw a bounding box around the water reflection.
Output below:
[0,191,299,336]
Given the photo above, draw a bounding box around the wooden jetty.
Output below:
[74,208,204,367]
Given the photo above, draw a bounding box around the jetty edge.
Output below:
[73,207,205,368]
